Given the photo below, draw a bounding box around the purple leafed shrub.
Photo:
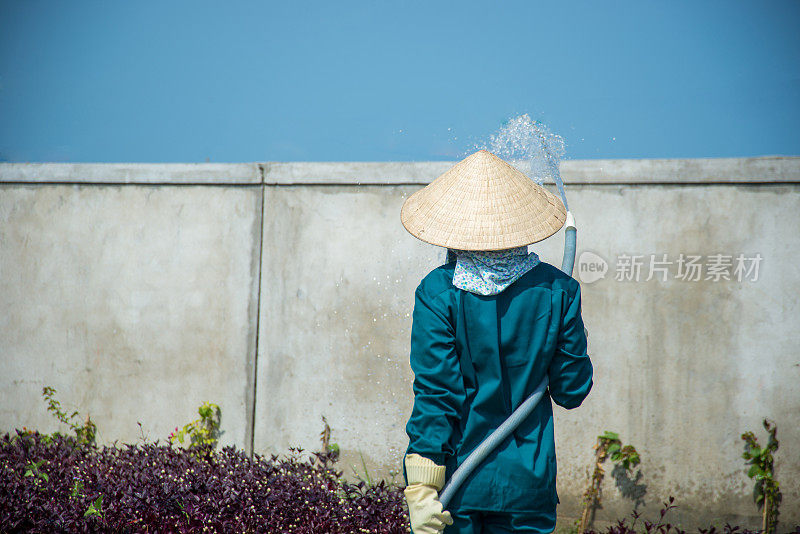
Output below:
[0,431,408,533]
[582,496,797,534]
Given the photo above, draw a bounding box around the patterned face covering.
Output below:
[452,246,541,296]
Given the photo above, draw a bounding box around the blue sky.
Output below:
[1,1,798,162]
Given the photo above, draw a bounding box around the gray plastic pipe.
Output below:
[438,375,549,508]
[560,212,577,277]
[438,211,577,510]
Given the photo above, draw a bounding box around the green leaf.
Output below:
[70,480,84,498]
[753,483,764,506]
[83,495,104,517]
[748,465,762,478]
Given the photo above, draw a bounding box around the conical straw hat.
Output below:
[401,149,566,251]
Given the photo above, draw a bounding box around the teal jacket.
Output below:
[403,261,593,513]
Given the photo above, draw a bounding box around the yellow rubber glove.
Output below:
[403,453,454,534]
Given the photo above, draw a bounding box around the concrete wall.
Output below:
[1,158,798,529]
[0,183,262,449]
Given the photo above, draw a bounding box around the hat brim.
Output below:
[400,150,567,251]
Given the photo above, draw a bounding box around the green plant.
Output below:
[83,494,105,521]
[177,500,190,523]
[578,431,641,533]
[317,415,340,465]
[741,418,782,534]
[168,401,221,459]
[69,478,84,499]
[41,386,97,447]
[316,417,390,490]
[24,459,49,486]
[350,450,374,487]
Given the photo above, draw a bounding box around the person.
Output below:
[399,150,594,534]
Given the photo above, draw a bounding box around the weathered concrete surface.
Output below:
[254,183,799,530]
[1,159,799,529]
[0,185,262,450]
[559,156,800,184]
[551,184,800,528]
[0,163,260,184]
[254,185,441,481]
[262,156,800,184]
[2,157,798,186]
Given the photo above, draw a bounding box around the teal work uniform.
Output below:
[403,260,593,528]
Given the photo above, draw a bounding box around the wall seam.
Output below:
[247,165,267,457]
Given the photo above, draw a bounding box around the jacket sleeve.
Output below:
[548,284,593,409]
[404,284,466,470]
